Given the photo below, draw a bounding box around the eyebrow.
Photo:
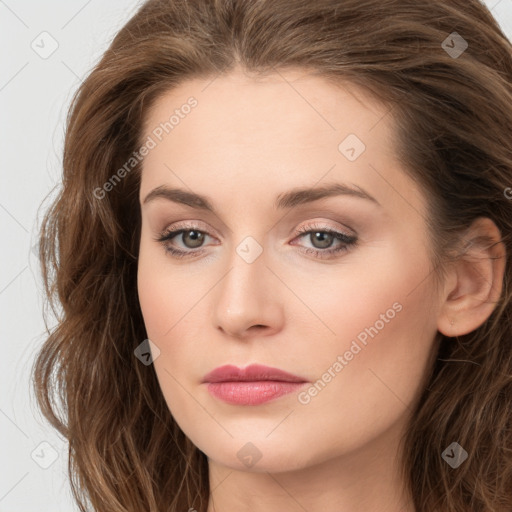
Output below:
[142,182,380,212]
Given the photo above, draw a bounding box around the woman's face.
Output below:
[137,68,443,473]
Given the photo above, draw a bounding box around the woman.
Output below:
[32,0,512,510]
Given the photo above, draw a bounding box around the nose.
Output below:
[212,243,284,339]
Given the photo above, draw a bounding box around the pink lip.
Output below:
[202,364,309,406]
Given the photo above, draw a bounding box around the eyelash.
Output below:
[155,222,358,260]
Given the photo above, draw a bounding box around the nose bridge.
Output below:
[213,232,282,335]
[220,234,268,311]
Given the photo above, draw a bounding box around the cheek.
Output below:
[295,241,438,430]
[137,253,173,340]
[289,235,435,346]
[136,236,211,377]
[137,268,176,341]
[137,235,198,340]
[137,241,204,425]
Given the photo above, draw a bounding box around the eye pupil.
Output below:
[183,230,204,248]
[311,231,333,249]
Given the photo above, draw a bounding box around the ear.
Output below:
[437,217,506,337]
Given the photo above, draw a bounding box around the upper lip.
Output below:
[202,364,308,383]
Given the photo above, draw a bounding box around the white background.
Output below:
[1,1,511,510]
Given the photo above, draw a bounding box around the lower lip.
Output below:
[206,381,307,405]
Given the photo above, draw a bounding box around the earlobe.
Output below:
[437,217,506,337]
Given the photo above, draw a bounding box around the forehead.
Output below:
[141,68,391,153]
[138,68,426,221]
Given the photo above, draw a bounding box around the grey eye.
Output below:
[309,231,335,249]
[181,230,206,248]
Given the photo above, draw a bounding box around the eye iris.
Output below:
[311,231,333,249]
[183,230,204,248]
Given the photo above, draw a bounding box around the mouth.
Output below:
[202,364,309,406]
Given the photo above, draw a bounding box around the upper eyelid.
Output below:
[162,217,355,234]
[161,222,352,238]
[164,219,213,235]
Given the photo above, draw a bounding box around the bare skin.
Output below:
[136,68,505,512]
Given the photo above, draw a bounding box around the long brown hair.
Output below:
[32,0,512,510]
